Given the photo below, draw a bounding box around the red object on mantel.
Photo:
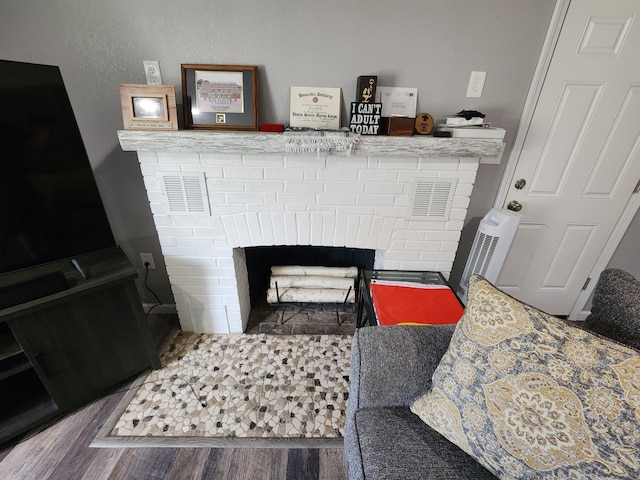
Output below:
[260,123,285,132]
[370,281,464,326]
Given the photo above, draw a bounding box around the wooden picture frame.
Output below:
[119,84,178,130]
[181,64,258,130]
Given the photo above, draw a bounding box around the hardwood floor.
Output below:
[0,313,348,479]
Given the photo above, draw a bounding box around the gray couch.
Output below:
[344,268,640,480]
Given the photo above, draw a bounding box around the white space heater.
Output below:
[457,208,521,305]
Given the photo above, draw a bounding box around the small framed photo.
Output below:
[181,64,258,130]
[119,84,178,130]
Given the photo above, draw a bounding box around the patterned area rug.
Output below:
[93,331,351,447]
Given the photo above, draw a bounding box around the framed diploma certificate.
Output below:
[289,86,342,130]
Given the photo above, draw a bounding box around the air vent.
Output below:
[407,178,457,220]
[158,172,210,215]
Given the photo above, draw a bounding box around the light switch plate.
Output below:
[143,60,162,85]
[466,71,487,98]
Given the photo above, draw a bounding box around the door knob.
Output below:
[507,200,522,212]
[514,178,526,189]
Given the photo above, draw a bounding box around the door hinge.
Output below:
[634,178,640,194]
[582,277,591,291]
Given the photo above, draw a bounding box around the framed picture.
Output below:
[119,84,178,130]
[181,64,258,130]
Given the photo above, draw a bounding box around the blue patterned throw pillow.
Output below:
[411,275,640,479]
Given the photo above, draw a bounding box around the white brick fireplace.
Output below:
[119,131,502,334]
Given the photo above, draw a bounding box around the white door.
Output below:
[496,0,640,315]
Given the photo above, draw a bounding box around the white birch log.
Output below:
[270,265,358,278]
[270,275,354,290]
[266,287,355,304]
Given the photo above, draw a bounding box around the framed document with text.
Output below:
[289,86,341,130]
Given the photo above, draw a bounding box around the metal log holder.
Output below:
[274,281,354,325]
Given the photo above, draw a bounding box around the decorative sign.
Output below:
[349,102,382,135]
[289,86,341,130]
[356,75,377,103]
[414,113,435,135]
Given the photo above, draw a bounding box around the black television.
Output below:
[0,60,116,276]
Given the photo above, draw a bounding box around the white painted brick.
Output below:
[459,158,480,171]
[277,193,318,206]
[140,163,180,176]
[223,165,264,179]
[391,229,424,241]
[200,153,242,165]
[310,213,324,246]
[357,195,396,207]
[284,212,297,244]
[242,154,284,166]
[303,169,318,181]
[207,178,245,192]
[322,214,336,246]
[448,208,468,221]
[284,156,327,168]
[356,216,372,249]
[425,231,462,242]
[158,237,177,247]
[370,217,386,247]
[446,220,465,231]
[325,182,364,194]
[157,151,201,164]
[297,213,311,245]
[225,192,266,205]
[345,216,360,246]
[385,250,421,262]
[285,181,325,194]
[421,251,456,262]
[317,194,357,206]
[455,183,474,196]
[336,206,375,216]
[172,216,213,227]
[436,262,454,273]
[334,214,348,246]
[358,169,398,182]
[137,151,158,163]
[326,156,368,169]
[264,167,305,180]
[447,171,477,184]
[379,158,419,170]
[440,242,459,252]
[244,180,284,192]
[379,217,397,250]
[258,212,275,245]
[176,237,215,248]
[161,246,199,257]
[374,206,407,218]
[245,213,262,246]
[181,164,223,177]
[418,158,459,171]
[364,182,405,195]
[222,216,240,247]
[317,168,358,182]
[210,204,246,215]
[234,215,251,247]
[271,213,286,245]
[152,215,172,226]
[452,196,471,209]
[405,240,441,252]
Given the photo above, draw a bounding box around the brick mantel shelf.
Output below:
[119,129,499,334]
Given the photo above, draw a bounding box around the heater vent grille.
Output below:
[408,178,457,220]
[159,172,210,215]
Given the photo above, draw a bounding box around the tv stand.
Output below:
[0,247,161,445]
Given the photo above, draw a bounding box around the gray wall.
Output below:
[0,0,558,304]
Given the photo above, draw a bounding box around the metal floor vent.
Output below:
[407,177,457,220]
[158,172,210,215]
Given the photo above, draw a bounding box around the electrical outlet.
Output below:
[466,71,487,98]
[143,60,162,85]
[140,253,156,270]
